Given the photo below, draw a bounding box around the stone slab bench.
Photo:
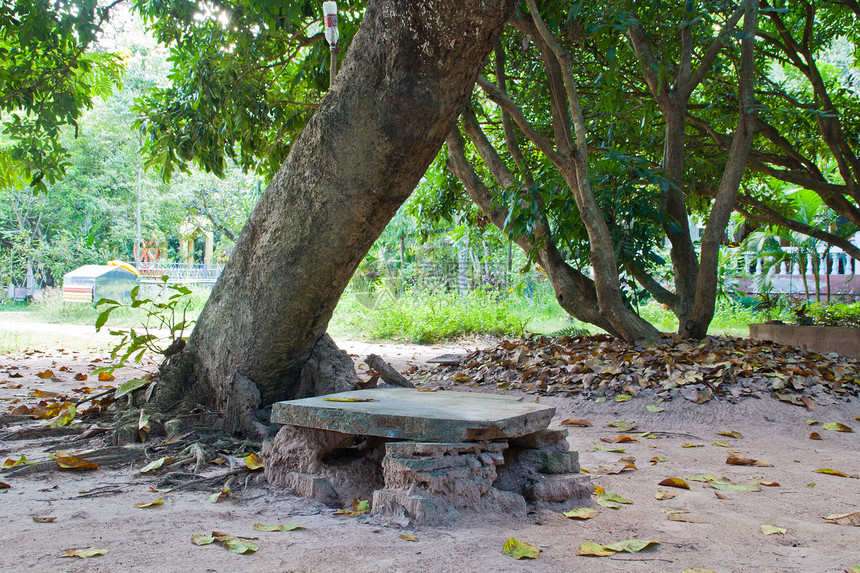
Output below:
[264,388,591,523]
[270,388,555,442]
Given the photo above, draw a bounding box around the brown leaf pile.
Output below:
[431,334,860,406]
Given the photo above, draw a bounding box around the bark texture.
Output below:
[157,0,516,419]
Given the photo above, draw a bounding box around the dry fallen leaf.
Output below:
[55,456,98,471]
[563,507,600,520]
[134,499,164,509]
[245,453,264,471]
[658,477,690,490]
[36,370,54,379]
[98,372,115,382]
[606,420,637,432]
[760,524,787,535]
[600,434,638,444]
[726,453,773,467]
[322,397,376,402]
[333,497,370,517]
[502,537,540,560]
[253,523,305,532]
[667,512,705,523]
[561,419,591,427]
[207,488,231,503]
[654,490,676,500]
[1,455,28,469]
[48,404,76,427]
[813,468,859,478]
[193,532,258,554]
[399,533,418,542]
[60,547,108,558]
[32,516,55,523]
[823,512,860,526]
[809,432,823,440]
[759,481,780,487]
[717,431,743,439]
[681,443,704,448]
[649,456,668,465]
[714,491,732,500]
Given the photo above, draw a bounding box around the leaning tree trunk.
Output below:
[156,0,516,436]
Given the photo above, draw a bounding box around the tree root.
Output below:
[159,468,246,492]
[2,445,145,477]
[0,424,83,441]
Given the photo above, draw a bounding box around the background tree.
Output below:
[0,0,123,190]
[689,0,860,262]
[444,0,761,339]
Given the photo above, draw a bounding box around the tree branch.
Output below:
[475,76,565,167]
[684,5,745,97]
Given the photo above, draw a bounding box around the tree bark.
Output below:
[683,0,759,339]
[156,0,516,422]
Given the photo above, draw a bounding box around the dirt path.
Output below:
[0,316,858,572]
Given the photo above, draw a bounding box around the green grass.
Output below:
[4,282,784,346]
[329,283,583,343]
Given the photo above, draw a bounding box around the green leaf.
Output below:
[140,457,176,474]
[709,481,761,492]
[222,537,258,554]
[646,404,665,412]
[602,539,660,553]
[577,542,615,556]
[94,305,118,331]
[60,547,109,558]
[191,534,215,546]
[598,493,633,504]
[2,455,29,469]
[502,537,540,559]
[115,379,151,399]
[821,422,853,432]
[253,523,306,532]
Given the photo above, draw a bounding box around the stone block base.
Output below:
[372,440,528,523]
[264,424,591,523]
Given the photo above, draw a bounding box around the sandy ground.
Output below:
[0,314,858,572]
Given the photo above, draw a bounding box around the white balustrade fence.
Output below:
[137,262,225,285]
[744,246,858,277]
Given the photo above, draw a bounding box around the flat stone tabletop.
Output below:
[270,388,555,443]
